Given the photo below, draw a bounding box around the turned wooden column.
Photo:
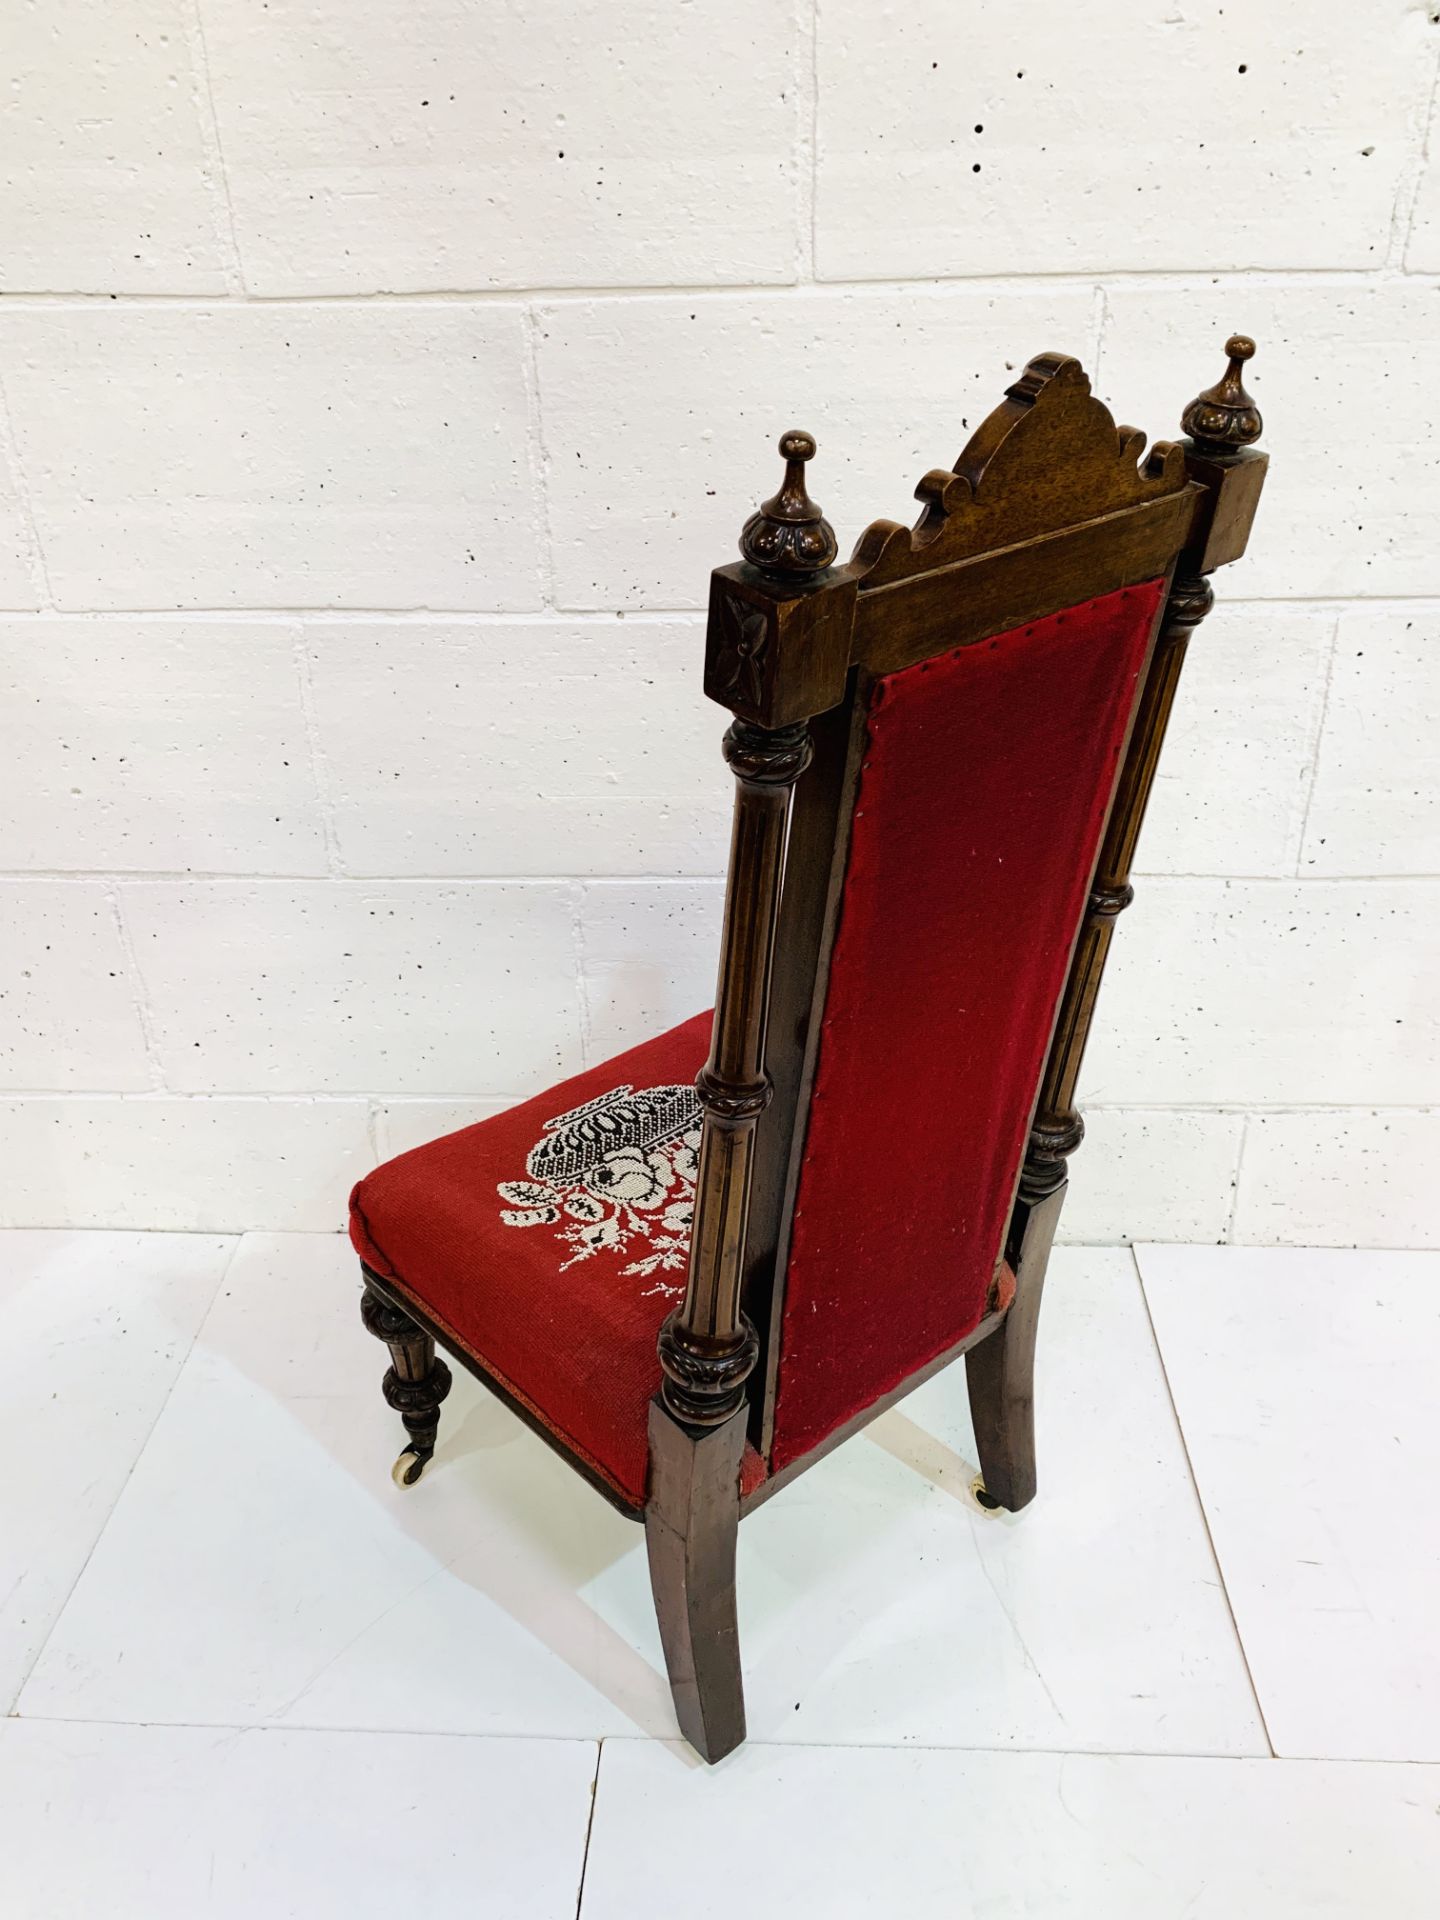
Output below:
[1018,337,1266,1204]
[361,1281,453,1479]
[657,432,834,1427]
[1019,570,1214,1201]
[657,717,812,1424]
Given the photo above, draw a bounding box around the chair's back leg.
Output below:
[644,1398,748,1763]
[965,1182,1064,1512]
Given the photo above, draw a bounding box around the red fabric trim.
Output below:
[770,580,1165,1471]
[991,1262,1018,1316]
[738,1445,768,1499]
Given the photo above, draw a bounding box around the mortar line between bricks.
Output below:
[2,1092,1433,1116]
[2,265,1439,306]
[10,869,1440,885]
[0,1091,384,1104]
[102,882,167,1092]
[1089,283,1108,384]
[290,626,345,878]
[5,870,725,884]
[365,1097,386,1167]
[180,0,247,294]
[0,367,55,609]
[1225,1112,1252,1244]
[522,304,560,610]
[7,593,1440,621]
[794,0,819,282]
[1394,35,1440,269]
[1292,611,1343,878]
[572,881,596,1071]
[0,607,709,625]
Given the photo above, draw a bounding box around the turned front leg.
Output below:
[360,1280,453,1486]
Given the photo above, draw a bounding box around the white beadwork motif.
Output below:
[497,1082,702,1290]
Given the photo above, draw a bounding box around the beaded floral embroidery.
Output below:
[497,1082,702,1287]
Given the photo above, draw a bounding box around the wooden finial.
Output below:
[1182,334,1262,456]
[739,430,839,577]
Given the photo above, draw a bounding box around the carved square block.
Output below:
[704,565,857,727]
[1183,448,1269,574]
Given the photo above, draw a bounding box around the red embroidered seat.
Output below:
[351,1010,770,1509]
[349,340,1268,1764]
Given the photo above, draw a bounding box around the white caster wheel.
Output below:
[392,1448,430,1488]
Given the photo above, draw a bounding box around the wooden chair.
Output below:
[349,337,1267,1762]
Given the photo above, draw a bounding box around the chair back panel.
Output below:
[768,577,1166,1470]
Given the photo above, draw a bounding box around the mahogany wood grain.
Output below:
[967,1182,1066,1512]
[645,1399,748,1763]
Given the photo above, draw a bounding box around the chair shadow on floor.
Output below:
[866,1409,993,1514]
[50,1226,1017,1768]
[264,1259,996,1758]
[434,1375,994,1711]
[355,1378,682,1740]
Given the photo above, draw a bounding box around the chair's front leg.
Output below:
[645,1397,747,1764]
[965,1181,1064,1513]
[360,1278,453,1487]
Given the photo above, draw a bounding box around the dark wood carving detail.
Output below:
[850,353,1188,591]
[361,1282,453,1482]
[714,592,771,706]
[1181,335,1262,457]
[657,717,813,1426]
[739,431,839,577]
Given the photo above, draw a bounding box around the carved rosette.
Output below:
[1181,336,1262,458]
[714,594,771,707]
[739,431,839,577]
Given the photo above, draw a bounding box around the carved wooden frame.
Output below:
[661,341,1267,1438]
[642,339,1266,1756]
[354,338,1267,1765]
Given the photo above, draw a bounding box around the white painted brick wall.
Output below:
[305,617,731,877]
[1,0,1436,1249]
[2,0,231,295]
[202,0,801,294]
[0,305,542,610]
[814,1,1435,279]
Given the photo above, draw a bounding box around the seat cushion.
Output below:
[349,1009,766,1511]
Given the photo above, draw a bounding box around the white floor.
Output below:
[1,1233,1436,1917]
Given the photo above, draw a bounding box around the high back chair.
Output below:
[349,337,1267,1762]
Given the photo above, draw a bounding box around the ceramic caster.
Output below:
[971,1475,1003,1512]
[392,1447,431,1488]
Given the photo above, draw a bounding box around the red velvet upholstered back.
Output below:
[768,579,1166,1471]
